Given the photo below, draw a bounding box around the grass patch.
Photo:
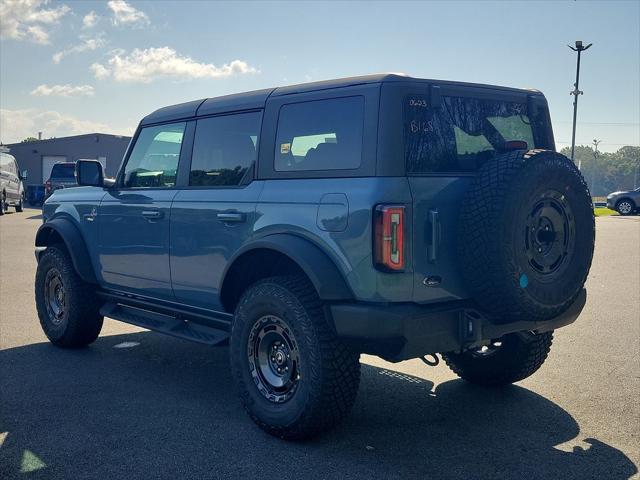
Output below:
[594,207,618,217]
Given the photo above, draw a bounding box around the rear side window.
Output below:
[124,122,185,188]
[190,111,261,187]
[50,163,75,179]
[405,95,539,173]
[275,96,364,172]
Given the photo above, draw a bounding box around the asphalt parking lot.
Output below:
[1,208,638,480]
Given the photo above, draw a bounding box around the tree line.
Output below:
[560,145,639,197]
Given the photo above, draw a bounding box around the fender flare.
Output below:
[35,217,97,284]
[221,234,354,302]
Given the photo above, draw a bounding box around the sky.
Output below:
[0,0,638,152]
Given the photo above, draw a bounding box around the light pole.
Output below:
[591,139,601,195]
[568,40,593,167]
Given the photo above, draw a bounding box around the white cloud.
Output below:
[90,62,110,79]
[107,0,149,26]
[91,47,258,83]
[82,10,98,29]
[0,108,132,144]
[0,0,70,44]
[53,34,106,63]
[30,84,95,97]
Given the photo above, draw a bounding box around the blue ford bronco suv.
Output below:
[35,74,595,439]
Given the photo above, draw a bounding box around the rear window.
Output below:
[275,96,364,172]
[405,95,542,173]
[50,164,76,179]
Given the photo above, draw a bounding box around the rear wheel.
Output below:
[442,331,553,386]
[15,195,24,212]
[230,275,360,440]
[35,246,103,348]
[616,199,635,216]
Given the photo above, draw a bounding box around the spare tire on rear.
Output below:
[458,149,594,323]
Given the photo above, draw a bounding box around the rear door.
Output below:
[170,111,263,310]
[98,121,187,298]
[399,85,549,303]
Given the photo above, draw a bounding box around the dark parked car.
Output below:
[34,74,595,439]
[606,187,640,215]
[45,162,77,199]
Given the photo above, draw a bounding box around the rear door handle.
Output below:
[141,210,163,220]
[217,212,245,223]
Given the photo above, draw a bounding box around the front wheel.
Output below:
[616,199,635,216]
[442,331,553,386]
[15,195,24,212]
[230,275,361,440]
[35,246,103,348]
[0,192,6,215]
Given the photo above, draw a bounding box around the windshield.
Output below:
[405,95,551,173]
[50,164,76,179]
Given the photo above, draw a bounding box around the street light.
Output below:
[568,40,593,167]
[591,139,601,195]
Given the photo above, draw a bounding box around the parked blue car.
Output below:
[35,74,595,439]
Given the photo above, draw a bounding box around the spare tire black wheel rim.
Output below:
[44,268,66,325]
[247,315,301,403]
[524,190,576,279]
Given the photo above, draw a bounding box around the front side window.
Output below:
[124,122,185,188]
[189,112,261,187]
[405,95,540,173]
[275,96,364,172]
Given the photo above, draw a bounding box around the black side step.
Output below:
[100,302,230,346]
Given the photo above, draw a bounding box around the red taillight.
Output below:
[374,205,405,271]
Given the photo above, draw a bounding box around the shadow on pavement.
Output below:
[0,331,637,480]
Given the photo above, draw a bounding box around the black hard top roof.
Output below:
[140,73,540,126]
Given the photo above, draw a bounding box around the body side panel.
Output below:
[255,177,414,302]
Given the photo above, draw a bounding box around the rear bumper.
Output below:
[330,289,586,362]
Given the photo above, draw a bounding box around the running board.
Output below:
[100,302,230,346]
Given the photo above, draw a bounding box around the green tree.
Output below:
[560,145,640,196]
[21,137,38,143]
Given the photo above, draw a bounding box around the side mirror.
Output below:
[76,160,104,187]
[20,170,28,180]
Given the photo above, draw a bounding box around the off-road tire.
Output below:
[442,331,553,386]
[458,149,595,322]
[615,199,635,216]
[35,245,103,348]
[230,275,361,440]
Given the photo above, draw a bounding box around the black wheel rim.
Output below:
[247,315,301,403]
[44,268,66,325]
[524,190,576,278]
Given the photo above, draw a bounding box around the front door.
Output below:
[98,122,187,299]
[170,111,263,309]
